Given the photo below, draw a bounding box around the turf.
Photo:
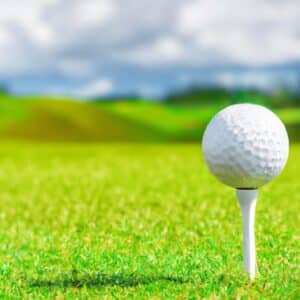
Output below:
[1,94,300,142]
[0,98,165,142]
[0,143,298,299]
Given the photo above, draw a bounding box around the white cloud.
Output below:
[123,36,184,66]
[177,0,300,65]
[0,27,11,45]
[0,0,299,95]
[76,0,116,26]
[57,59,94,78]
[215,70,300,90]
[215,72,277,89]
[79,78,113,98]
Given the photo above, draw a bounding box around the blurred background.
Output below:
[0,0,299,142]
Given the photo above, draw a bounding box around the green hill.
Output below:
[0,94,299,142]
[0,96,165,142]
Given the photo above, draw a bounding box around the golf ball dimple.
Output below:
[202,103,289,188]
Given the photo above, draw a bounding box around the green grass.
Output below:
[1,94,300,141]
[0,143,298,299]
[100,102,300,141]
[99,101,221,140]
[0,97,165,142]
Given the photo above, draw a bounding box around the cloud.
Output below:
[177,0,300,65]
[123,36,184,66]
[79,78,113,98]
[214,71,300,90]
[0,0,299,96]
[75,0,116,26]
[57,59,94,79]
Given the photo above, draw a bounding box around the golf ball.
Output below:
[202,103,289,188]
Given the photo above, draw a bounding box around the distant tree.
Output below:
[295,75,300,105]
[0,84,8,96]
[91,93,141,102]
[231,89,269,106]
[165,86,231,106]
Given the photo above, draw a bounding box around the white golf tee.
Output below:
[236,189,258,280]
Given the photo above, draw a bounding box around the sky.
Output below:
[0,0,299,99]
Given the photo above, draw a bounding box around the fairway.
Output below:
[0,143,298,299]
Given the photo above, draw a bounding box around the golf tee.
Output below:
[236,189,258,280]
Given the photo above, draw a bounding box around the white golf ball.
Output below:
[202,103,289,188]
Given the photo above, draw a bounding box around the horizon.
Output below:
[2,80,300,101]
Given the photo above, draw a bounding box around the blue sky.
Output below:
[0,0,299,99]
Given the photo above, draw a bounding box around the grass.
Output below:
[0,143,298,299]
[1,94,300,141]
[0,97,165,142]
[101,102,300,141]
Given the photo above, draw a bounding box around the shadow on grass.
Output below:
[29,272,187,289]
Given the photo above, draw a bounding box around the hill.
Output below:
[0,94,299,142]
[0,96,165,142]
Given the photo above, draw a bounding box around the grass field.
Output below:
[0,143,298,299]
[1,94,300,142]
